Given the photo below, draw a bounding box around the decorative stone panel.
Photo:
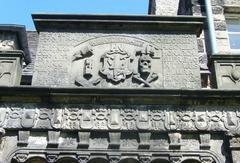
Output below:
[32,14,204,89]
[0,51,23,86]
[211,54,240,89]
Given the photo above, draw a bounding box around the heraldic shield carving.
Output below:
[100,46,133,83]
[71,35,163,88]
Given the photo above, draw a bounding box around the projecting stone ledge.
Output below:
[32,14,205,89]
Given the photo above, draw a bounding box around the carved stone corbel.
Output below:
[48,131,60,148]
[199,134,211,150]
[109,132,121,148]
[18,130,30,146]
[78,131,90,148]
[138,132,151,149]
[168,132,182,149]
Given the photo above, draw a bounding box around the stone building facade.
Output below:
[0,0,240,163]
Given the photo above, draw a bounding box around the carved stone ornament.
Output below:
[2,106,240,134]
[72,36,161,88]
[139,156,152,163]
[0,32,15,50]
[170,156,182,163]
[230,136,240,148]
[200,156,214,163]
[109,155,121,163]
[13,153,28,163]
[100,46,133,83]
[77,155,89,163]
[46,154,59,163]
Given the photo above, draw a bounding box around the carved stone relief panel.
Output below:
[71,36,162,88]
[33,32,200,89]
[217,63,240,89]
[1,104,240,134]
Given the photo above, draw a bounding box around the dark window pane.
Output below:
[229,34,240,49]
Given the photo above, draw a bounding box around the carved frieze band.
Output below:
[12,152,218,163]
[0,106,240,133]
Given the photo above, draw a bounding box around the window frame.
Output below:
[225,14,240,52]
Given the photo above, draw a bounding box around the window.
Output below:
[226,16,240,50]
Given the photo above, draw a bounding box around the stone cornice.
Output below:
[32,14,205,36]
[0,86,240,105]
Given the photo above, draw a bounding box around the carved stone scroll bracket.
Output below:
[46,154,59,163]
[13,153,29,163]
[77,154,90,163]
[47,131,60,148]
[138,132,151,149]
[18,131,30,146]
[109,132,121,149]
[78,131,90,148]
[139,155,152,163]
[200,156,214,163]
[109,155,121,163]
[168,133,182,150]
[169,155,182,163]
[199,134,211,150]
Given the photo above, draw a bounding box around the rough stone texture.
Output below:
[22,31,39,77]
[152,0,180,16]
[224,0,240,5]
[32,32,200,89]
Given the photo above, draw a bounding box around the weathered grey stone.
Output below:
[211,54,240,89]
[214,20,227,31]
[32,14,203,89]
[150,0,180,16]
[0,51,23,86]
[224,0,240,5]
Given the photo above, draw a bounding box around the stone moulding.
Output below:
[32,14,205,36]
[8,149,223,163]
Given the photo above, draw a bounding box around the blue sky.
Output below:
[0,0,149,30]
